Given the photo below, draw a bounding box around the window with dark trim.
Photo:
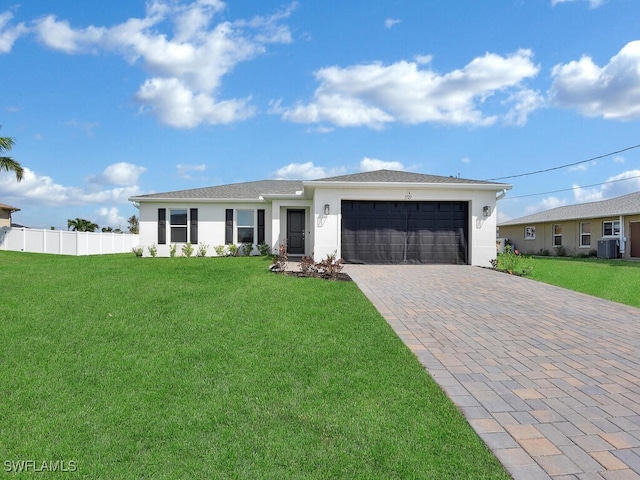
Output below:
[170,209,188,243]
[237,209,254,243]
[524,226,536,240]
[603,220,620,237]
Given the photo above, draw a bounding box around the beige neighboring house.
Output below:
[498,191,640,259]
[0,203,20,228]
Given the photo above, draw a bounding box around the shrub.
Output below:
[300,255,317,274]
[132,246,143,257]
[497,245,532,276]
[270,241,288,273]
[214,245,226,257]
[315,251,344,280]
[554,245,567,257]
[169,244,177,258]
[228,244,239,257]
[197,242,209,257]
[182,242,194,258]
[257,242,271,256]
[241,243,253,256]
[148,243,158,258]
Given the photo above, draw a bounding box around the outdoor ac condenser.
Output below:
[597,238,619,259]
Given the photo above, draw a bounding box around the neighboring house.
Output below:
[0,203,20,228]
[129,170,511,266]
[498,191,640,259]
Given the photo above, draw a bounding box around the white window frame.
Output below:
[170,208,188,243]
[524,226,536,240]
[602,220,620,237]
[553,224,562,246]
[579,222,591,248]
[237,209,255,244]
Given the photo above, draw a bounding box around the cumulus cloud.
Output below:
[272,162,346,180]
[573,169,640,202]
[280,49,541,129]
[549,41,640,120]
[0,167,142,206]
[87,162,147,186]
[176,163,206,179]
[360,157,404,171]
[95,206,128,229]
[525,196,567,215]
[0,11,28,53]
[27,1,295,128]
[551,0,605,8]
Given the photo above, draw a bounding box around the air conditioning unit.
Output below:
[597,238,619,259]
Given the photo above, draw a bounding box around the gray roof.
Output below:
[130,169,509,202]
[499,191,640,226]
[130,180,303,200]
[313,169,506,185]
[0,203,19,212]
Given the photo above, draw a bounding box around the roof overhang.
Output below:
[302,180,512,191]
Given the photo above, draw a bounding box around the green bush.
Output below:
[197,242,209,257]
[497,246,532,276]
[169,244,177,257]
[148,243,158,257]
[132,246,143,257]
[257,242,271,256]
[182,242,194,257]
[214,245,226,257]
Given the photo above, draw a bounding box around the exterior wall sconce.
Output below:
[483,205,491,217]
[324,204,330,215]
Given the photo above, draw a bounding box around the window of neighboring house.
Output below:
[237,209,254,243]
[553,224,562,246]
[603,220,620,237]
[524,226,536,240]
[170,209,188,243]
[580,222,591,247]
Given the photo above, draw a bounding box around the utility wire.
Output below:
[500,172,640,200]
[486,143,640,181]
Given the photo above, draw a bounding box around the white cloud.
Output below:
[360,157,404,171]
[551,0,605,8]
[549,41,640,120]
[96,206,127,229]
[29,1,294,128]
[461,157,471,164]
[176,163,206,179]
[573,169,640,202]
[0,11,28,53]
[384,18,401,29]
[567,160,596,172]
[613,156,625,163]
[87,162,147,186]
[503,88,545,126]
[272,162,346,180]
[525,196,567,215]
[281,49,540,128]
[0,166,143,206]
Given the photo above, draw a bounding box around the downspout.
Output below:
[619,215,625,255]
[496,189,507,201]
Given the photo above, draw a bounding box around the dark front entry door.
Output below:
[287,209,305,255]
[631,222,640,258]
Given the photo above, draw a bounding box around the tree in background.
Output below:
[67,218,99,232]
[128,215,139,234]
[0,135,24,182]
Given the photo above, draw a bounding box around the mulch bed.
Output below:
[281,271,353,282]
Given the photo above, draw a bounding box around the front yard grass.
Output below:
[526,256,640,308]
[0,252,509,479]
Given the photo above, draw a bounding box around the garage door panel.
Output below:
[342,200,468,264]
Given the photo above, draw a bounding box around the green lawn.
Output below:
[526,256,640,308]
[497,253,640,308]
[0,252,509,479]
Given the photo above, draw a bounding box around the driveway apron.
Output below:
[345,264,640,480]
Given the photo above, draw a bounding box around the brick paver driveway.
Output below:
[345,264,640,480]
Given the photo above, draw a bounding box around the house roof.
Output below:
[130,170,510,202]
[499,191,640,226]
[0,203,20,212]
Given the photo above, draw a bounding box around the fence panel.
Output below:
[0,227,139,256]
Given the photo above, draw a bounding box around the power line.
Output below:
[486,143,640,181]
[500,172,640,200]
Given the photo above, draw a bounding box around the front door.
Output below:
[631,222,640,258]
[287,209,305,255]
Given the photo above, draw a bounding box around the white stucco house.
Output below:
[129,170,511,266]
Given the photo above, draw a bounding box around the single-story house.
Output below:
[129,170,511,266]
[0,203,20,228]
[498,191,640,259]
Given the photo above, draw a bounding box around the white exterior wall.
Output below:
[138,201,273,257]
[312,186,500,267]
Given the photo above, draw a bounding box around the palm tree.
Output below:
[0,136,24,182]
[67,218,99,232]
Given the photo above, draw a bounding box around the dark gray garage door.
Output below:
[341,201,468,264]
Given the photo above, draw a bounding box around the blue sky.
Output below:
[1,0,640,230]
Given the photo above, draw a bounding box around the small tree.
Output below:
[67,218,99,232]
[128,215,139,234]
[0,134,24,182]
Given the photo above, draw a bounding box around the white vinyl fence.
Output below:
[0,227,139,256]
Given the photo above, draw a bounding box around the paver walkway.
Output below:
[345,264,640,480]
